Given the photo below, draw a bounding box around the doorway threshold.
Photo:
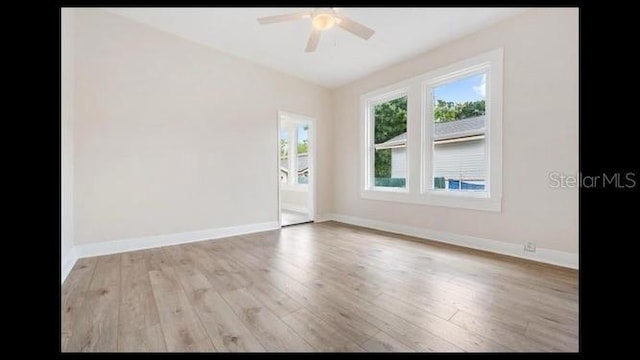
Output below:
[281,220,314,228]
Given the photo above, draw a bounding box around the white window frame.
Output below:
[360,48,503,212]
[362,86,410,194]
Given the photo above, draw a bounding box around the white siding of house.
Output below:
[391,147,407,178]
[390,139,485,181]
[433,139,485,180]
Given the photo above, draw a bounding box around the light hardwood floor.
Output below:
[61,221,578,352]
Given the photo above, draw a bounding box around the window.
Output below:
[430,72,487,192]
[280,121,310,187]
[279,129,289,184]
[371,95,408,189]
[297,125,309,184]
[361,49,502,211]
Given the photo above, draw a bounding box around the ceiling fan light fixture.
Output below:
[257,8,375,52]
[312,14,335,31]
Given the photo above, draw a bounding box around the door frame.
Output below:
[277,110,316,226]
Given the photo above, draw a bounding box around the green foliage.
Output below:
[374,97,407,178]
[280,139,288,158]
[297,140,308,154]
[375,149,392,178]
[434,100,485,122]
[370,97,485,178]
[374,97,407,143]
[282,130,308,165]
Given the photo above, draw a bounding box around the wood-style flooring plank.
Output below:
[524,317,579,352]
[172,264,265,352]
[281,308,365,352]
[148,266,215,352]
[185,244,252,292]
[448,309,552,352]
[370,292,508,352]
[361,331,416,352]
[64,254,121,352]
[242,267,381,345]
[118,251,167,352]
[221,288,314,352]
[61,257,98,351]
[61,221,579,352]
[301,276,461,352]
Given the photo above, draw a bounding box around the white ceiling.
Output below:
[106,7,529,89]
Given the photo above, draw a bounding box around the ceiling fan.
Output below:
[257,8,375,53]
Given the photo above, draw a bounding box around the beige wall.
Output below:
[61,8,75,266]
[73,9,332,245]
[66,8,578,260]
[331,9,578,253]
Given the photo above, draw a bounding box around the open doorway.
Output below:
[278,111,315,227]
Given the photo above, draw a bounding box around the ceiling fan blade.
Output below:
[257,11,310,25]
[335,15,375,40]
[305,28,321,52]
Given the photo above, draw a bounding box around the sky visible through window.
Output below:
[281,127,308,142]
[434,73,485,103]
[297,125,308,142]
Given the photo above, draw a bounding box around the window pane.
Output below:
[374,148,407,187]
[373,96,407,188]
[432,73,487,191]
[297,125,309,184]
[280,129,288,184]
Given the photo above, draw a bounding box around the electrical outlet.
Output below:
[524,241,536,252]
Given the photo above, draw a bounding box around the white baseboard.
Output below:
[74,221,280,259]
[62,213,577,284]
[313,213,333,223]
[71,221,280,264]
[281,203,309,214]
[62,221,279,285]
[61,247,78,284]
[328,213,578,269]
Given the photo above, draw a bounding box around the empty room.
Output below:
[60,7,579,353]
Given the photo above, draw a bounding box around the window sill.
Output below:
[360,189,501,212]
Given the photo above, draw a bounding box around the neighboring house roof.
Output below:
[377,116,486,147]
[434,115,485,141]
[280,153,309,173]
